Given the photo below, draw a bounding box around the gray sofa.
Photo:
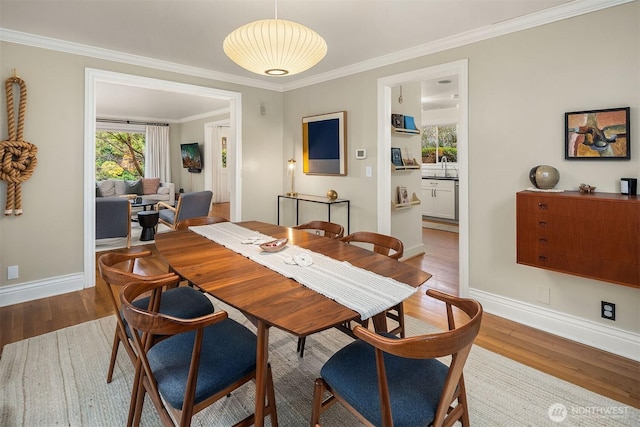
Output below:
[96,178,175,206]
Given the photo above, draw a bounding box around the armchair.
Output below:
[156,190,213,230]
[95,197,131,248]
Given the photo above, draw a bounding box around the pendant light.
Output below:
[223,0,327,76]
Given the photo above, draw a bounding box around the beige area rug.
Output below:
[1,301,638,427]
[96,221,173,252]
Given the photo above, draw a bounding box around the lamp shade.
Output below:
[223,19,327,76]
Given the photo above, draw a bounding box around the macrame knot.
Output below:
[1,76,37,216]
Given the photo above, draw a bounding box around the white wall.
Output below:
[282,2,639,357]
[0,42,284,290]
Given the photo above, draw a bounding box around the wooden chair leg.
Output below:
[311,378,325,426]
[266,365,279,426]
[107,327,121,383]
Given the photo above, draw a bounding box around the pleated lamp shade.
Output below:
[223,19,327,76]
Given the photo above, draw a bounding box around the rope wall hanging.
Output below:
[0,71,38,216]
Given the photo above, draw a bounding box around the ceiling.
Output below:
[1,0,579,120]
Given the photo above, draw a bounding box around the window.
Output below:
[95,130,146,180]
[421,124,457,164]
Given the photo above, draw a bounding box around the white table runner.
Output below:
[189,222,418,319]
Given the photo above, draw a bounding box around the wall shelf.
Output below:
[392,160,421,171]
[393,193,421,209]
[392,126,420,135]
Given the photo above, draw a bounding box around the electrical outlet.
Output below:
[601,301,616,321]
[8,265,19,280]
[536,286,550,304]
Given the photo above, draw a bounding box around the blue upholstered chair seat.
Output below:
[122,287,214,338]
[147,318,257,409]
[321,336,449,427]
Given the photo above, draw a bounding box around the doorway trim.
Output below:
[377,59,469,296]
[84,68,242,288]
[204,119,231,202]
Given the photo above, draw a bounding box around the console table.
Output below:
[277,194,350,234]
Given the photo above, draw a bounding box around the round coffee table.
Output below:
[137,210,159,241]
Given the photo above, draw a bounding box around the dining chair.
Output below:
[297,231,405,357]
[97,249,214,383]
[175,215,228,230]
[341,231,404,259]
[311,289,483,427]
[156,190,213,230]
[292,220,344,239]
[120,276,278,427]
[341,231,406,336]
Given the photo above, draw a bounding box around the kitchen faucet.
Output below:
[441,156,449,177]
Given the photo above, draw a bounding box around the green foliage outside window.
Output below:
[95,131,145,180]
[421,124,457,163]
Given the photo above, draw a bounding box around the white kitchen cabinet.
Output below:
[421,179,455,219]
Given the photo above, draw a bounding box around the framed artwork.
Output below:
[391,147,404,166]
[303,111,347,175]
[397,186,409,204]
[565,107,630,160]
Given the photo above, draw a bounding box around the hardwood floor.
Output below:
[1,204,638,408]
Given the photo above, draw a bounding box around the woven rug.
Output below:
[1,302,637,426]
[95,222,172,252]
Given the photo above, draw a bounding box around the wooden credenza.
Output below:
[516,190,639,288]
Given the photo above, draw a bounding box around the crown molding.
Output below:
[0,0,633,93]
[0,28,285,92]
[282,0,634,91]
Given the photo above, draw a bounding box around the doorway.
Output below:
[84,69,242,288]
[377,59,469,296]
[205,120,231,204]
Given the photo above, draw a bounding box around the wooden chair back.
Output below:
[293,220,344,238]
[341,231,404,259]
[176,216,228,230]
[97,249,178,383]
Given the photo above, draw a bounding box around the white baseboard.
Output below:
[469,288,640,362]
[402,243,425,261]
[0,273,85,307]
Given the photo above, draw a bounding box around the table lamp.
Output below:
[286,158,298,196]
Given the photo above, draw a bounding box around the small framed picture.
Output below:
[565,107,630,160]
[391,147,404,166]
[391,114,404,128]
[397,186,409,204]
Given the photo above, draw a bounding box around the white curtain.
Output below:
[145,125,171,182]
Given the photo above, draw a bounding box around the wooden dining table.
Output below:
[154,220,432,426]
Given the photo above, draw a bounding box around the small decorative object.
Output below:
[529,165,560,189]
[391,114,404,128]
[286,158,297,196]
[565,107,630,160]
[620,178,637,195]
[579,183,596,193]
[326,189,338,200]
[391,147,404,166]
[397,186,409,204]
[259,238,288,253]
